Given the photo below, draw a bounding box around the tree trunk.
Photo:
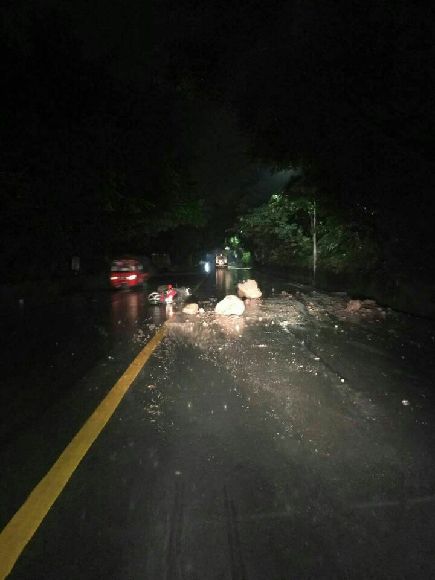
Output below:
[312,200,317,286]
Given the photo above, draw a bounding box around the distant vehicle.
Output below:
[109,257,151,289]
[215,252,228,268]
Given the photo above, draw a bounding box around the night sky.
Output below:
[2,0,434,281]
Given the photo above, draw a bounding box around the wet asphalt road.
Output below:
[2,269,435,578]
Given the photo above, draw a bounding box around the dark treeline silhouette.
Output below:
[2,1,434,289]
[1,2,202,281]
[160,0,435,284]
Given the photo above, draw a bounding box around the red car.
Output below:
[109,257,150,289]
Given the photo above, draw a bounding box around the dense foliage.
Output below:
[159,0,435,284]
[239,191,379,275]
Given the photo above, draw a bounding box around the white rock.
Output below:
[237,279,262,299]
[346,299,362,312]
[182,303,199,315]
[215,295,245,316]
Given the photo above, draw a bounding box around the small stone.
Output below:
[183,303,199,315]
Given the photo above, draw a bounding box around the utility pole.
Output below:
[312,200,317,286]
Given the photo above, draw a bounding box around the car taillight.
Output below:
[110,276,118,280]
[126,274,137,280]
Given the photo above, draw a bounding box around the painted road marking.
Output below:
[0,324,166,579]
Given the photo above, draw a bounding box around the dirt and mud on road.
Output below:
[135,285,435,578]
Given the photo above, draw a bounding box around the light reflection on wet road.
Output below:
[2,269,435,578]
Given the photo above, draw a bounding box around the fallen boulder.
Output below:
[237,279,262,299]
[346,299,362,312]
[215,295,245,316]
[182,303,199,315]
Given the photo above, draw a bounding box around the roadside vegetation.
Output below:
[239,187,379,277]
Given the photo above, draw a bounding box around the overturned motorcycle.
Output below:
[147,284,192,305]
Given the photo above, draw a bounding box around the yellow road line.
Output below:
[0,324,167,579]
